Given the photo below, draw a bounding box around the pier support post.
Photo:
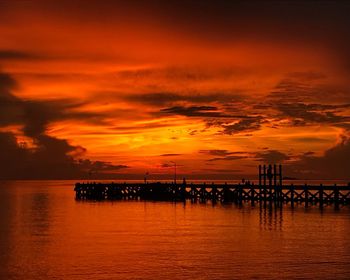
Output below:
[250,183,255,205]
[334,184,339,209]
[223,182,230,202]
[304,184,309,207]
[201,185,206,201]
[290,184,294,207]
[212,183,217,201]
[238,184,243,205]
[191,184,195,200]
[319,184,324,208]
[279,164,282,186]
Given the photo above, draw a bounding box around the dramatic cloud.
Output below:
[160,106,228,118]
[286,136,350,179]
[0,1,350,178]
[0,73,127,179]
[275,103,350,126]
[220,118,262,135]
[0,50,43,60]
[207,155,248,162]
[201,168,242,173]
[199,150,236,156]
[0,73,105,135]
[254,150,291,164]
[123,92,239,107]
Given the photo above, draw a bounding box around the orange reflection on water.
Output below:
[0,181,350,279]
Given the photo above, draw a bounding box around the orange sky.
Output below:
[0,1,349,179]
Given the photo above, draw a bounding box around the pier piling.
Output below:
[74,165,350,206]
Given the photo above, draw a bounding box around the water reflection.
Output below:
[0,181,15,279]
[26,192,51,236]
[0,181,349,279]
[259,204,284,231]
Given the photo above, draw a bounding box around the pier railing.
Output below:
[74,182,350,207]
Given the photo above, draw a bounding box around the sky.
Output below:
[0,0,350,180]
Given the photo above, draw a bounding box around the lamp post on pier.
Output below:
[170,161,177,184]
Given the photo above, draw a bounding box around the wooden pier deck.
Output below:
[74,182,350,206]
[74,165,350,207]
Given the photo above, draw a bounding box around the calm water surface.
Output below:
[0,181,349,279]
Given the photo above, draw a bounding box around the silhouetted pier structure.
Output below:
[74,165,350,207]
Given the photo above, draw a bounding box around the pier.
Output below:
[74,165,350,207]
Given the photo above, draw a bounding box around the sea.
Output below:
[0,180,349,279]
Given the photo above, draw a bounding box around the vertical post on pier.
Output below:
[263,165,267,202]
[191,183,195,201]
[223,182,234,202]
[334,184,339,210]
[273,164,277,202]
[223,182,229,202]
[268,164,272,187]
[290,184,294,208]
[268,164,272,201]
[212,183,217,201]
[181,182,186,200]
[319,184,324,208]
[238,183,243,205]
[304,184,309,208]
[201,184,206,201]
[258,165,261,202]
[279,164,282,186]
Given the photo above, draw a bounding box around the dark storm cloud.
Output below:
[0,73,104,137]
[0,49,93,62]
[144,0,350,67]
[77,159,128,172]
[200,149,250,162]
[207,155,248,162]
[254,150,290,164]
[220,118,262,135]
[0,132,128,179]
[117,67,212,81]
[0,50,43,61]
[159,105,253,121]
[0,72,127,179]
[199,149,236,156]
[124,92,240,107]
[2,1,350,66]
[201,168,242,173]
[116,66,250,84]
[287,71,327,81]
[160,106,227,118]
[160,162,183,168]
[5,1,349,55]
[286,136,350,179]
[269,79,326,103]
[264,75,350,129]
[303,151,315,156]
[269,77,350,103]
[275,103,350,126]
[336,123,350,131]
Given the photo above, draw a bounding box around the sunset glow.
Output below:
[1,1,349,179]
